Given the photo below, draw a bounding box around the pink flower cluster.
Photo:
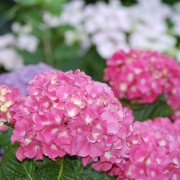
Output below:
[1,69,179,179]
[0,85,22,131]
[165,69,180,111]
[172,110,180,122]
[11,70,134,172]
[107,117,180,180]
[104,49,180,107]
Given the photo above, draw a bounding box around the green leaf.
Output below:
[15,0,65,15]
[34,157,115,180]
[54,44,83,70]
[81,46,106,82]
[133,96,174,121]
[43,0,65,15]
[0,168,2,179]
[56,25,75,34]
[54,45,106,82]
[33,156,52,169]
[0,144,36,180]
[54,44,81,60]
[163,0,180,5]
[0,128,12,148]
[121,0,136,6]
[15,0,42,6]
[17,47,46,65]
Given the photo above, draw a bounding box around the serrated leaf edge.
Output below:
[10,145,34,180]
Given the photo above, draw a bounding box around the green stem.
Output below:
[42,30,54,66]
[57,159,64,180]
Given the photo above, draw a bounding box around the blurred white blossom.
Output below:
[171,14,180,36]
[0,34,16,49]
[50,0,179,60]
[92,31,129,58]
[12,22,32,34]
[0,34,24,70]
[0,48,23,70]
[0,19,42,69]
[17,34,39,53]
[43,12,61,27]
[64,28,90,49]
[12,22,39,53]
[176,51,180,63]
[171,2,180,36]
[0,23,39,70]
[2,0,180,64]
[59,0,84,27]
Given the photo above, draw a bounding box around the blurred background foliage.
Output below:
[0,0,107,81]
[0,0,180,81]
[0,0,179,122]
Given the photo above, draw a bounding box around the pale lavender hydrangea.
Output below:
[0,63,53,95]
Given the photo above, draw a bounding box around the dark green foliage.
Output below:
[0,128,13,148]
[163,0,180,5]
[34,157,115,180]
[122,95,174,121]
[0,144,36,180]
[0,144,115,180]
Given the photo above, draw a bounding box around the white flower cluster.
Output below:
[171,2,180,36]
[0,23,39,70]
[43,0,180,61]
[0,34,23,70]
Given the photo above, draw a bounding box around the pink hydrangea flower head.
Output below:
[0,84,22,131]
[166,77,180,110]
[104,49,180,105]
[171,110,180,122]
[12,69,134,172]
[114,117,180,179]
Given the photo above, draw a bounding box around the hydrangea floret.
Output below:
[172,110,180,122]
[106,117,180,179]
[0,85,22,131]
[11,70,134,173]
[104,49,180,108]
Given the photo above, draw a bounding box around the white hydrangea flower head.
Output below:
[0,48,23,70]
[12,22,32,34]
[17,34,39,53]
[0,34,16,49]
